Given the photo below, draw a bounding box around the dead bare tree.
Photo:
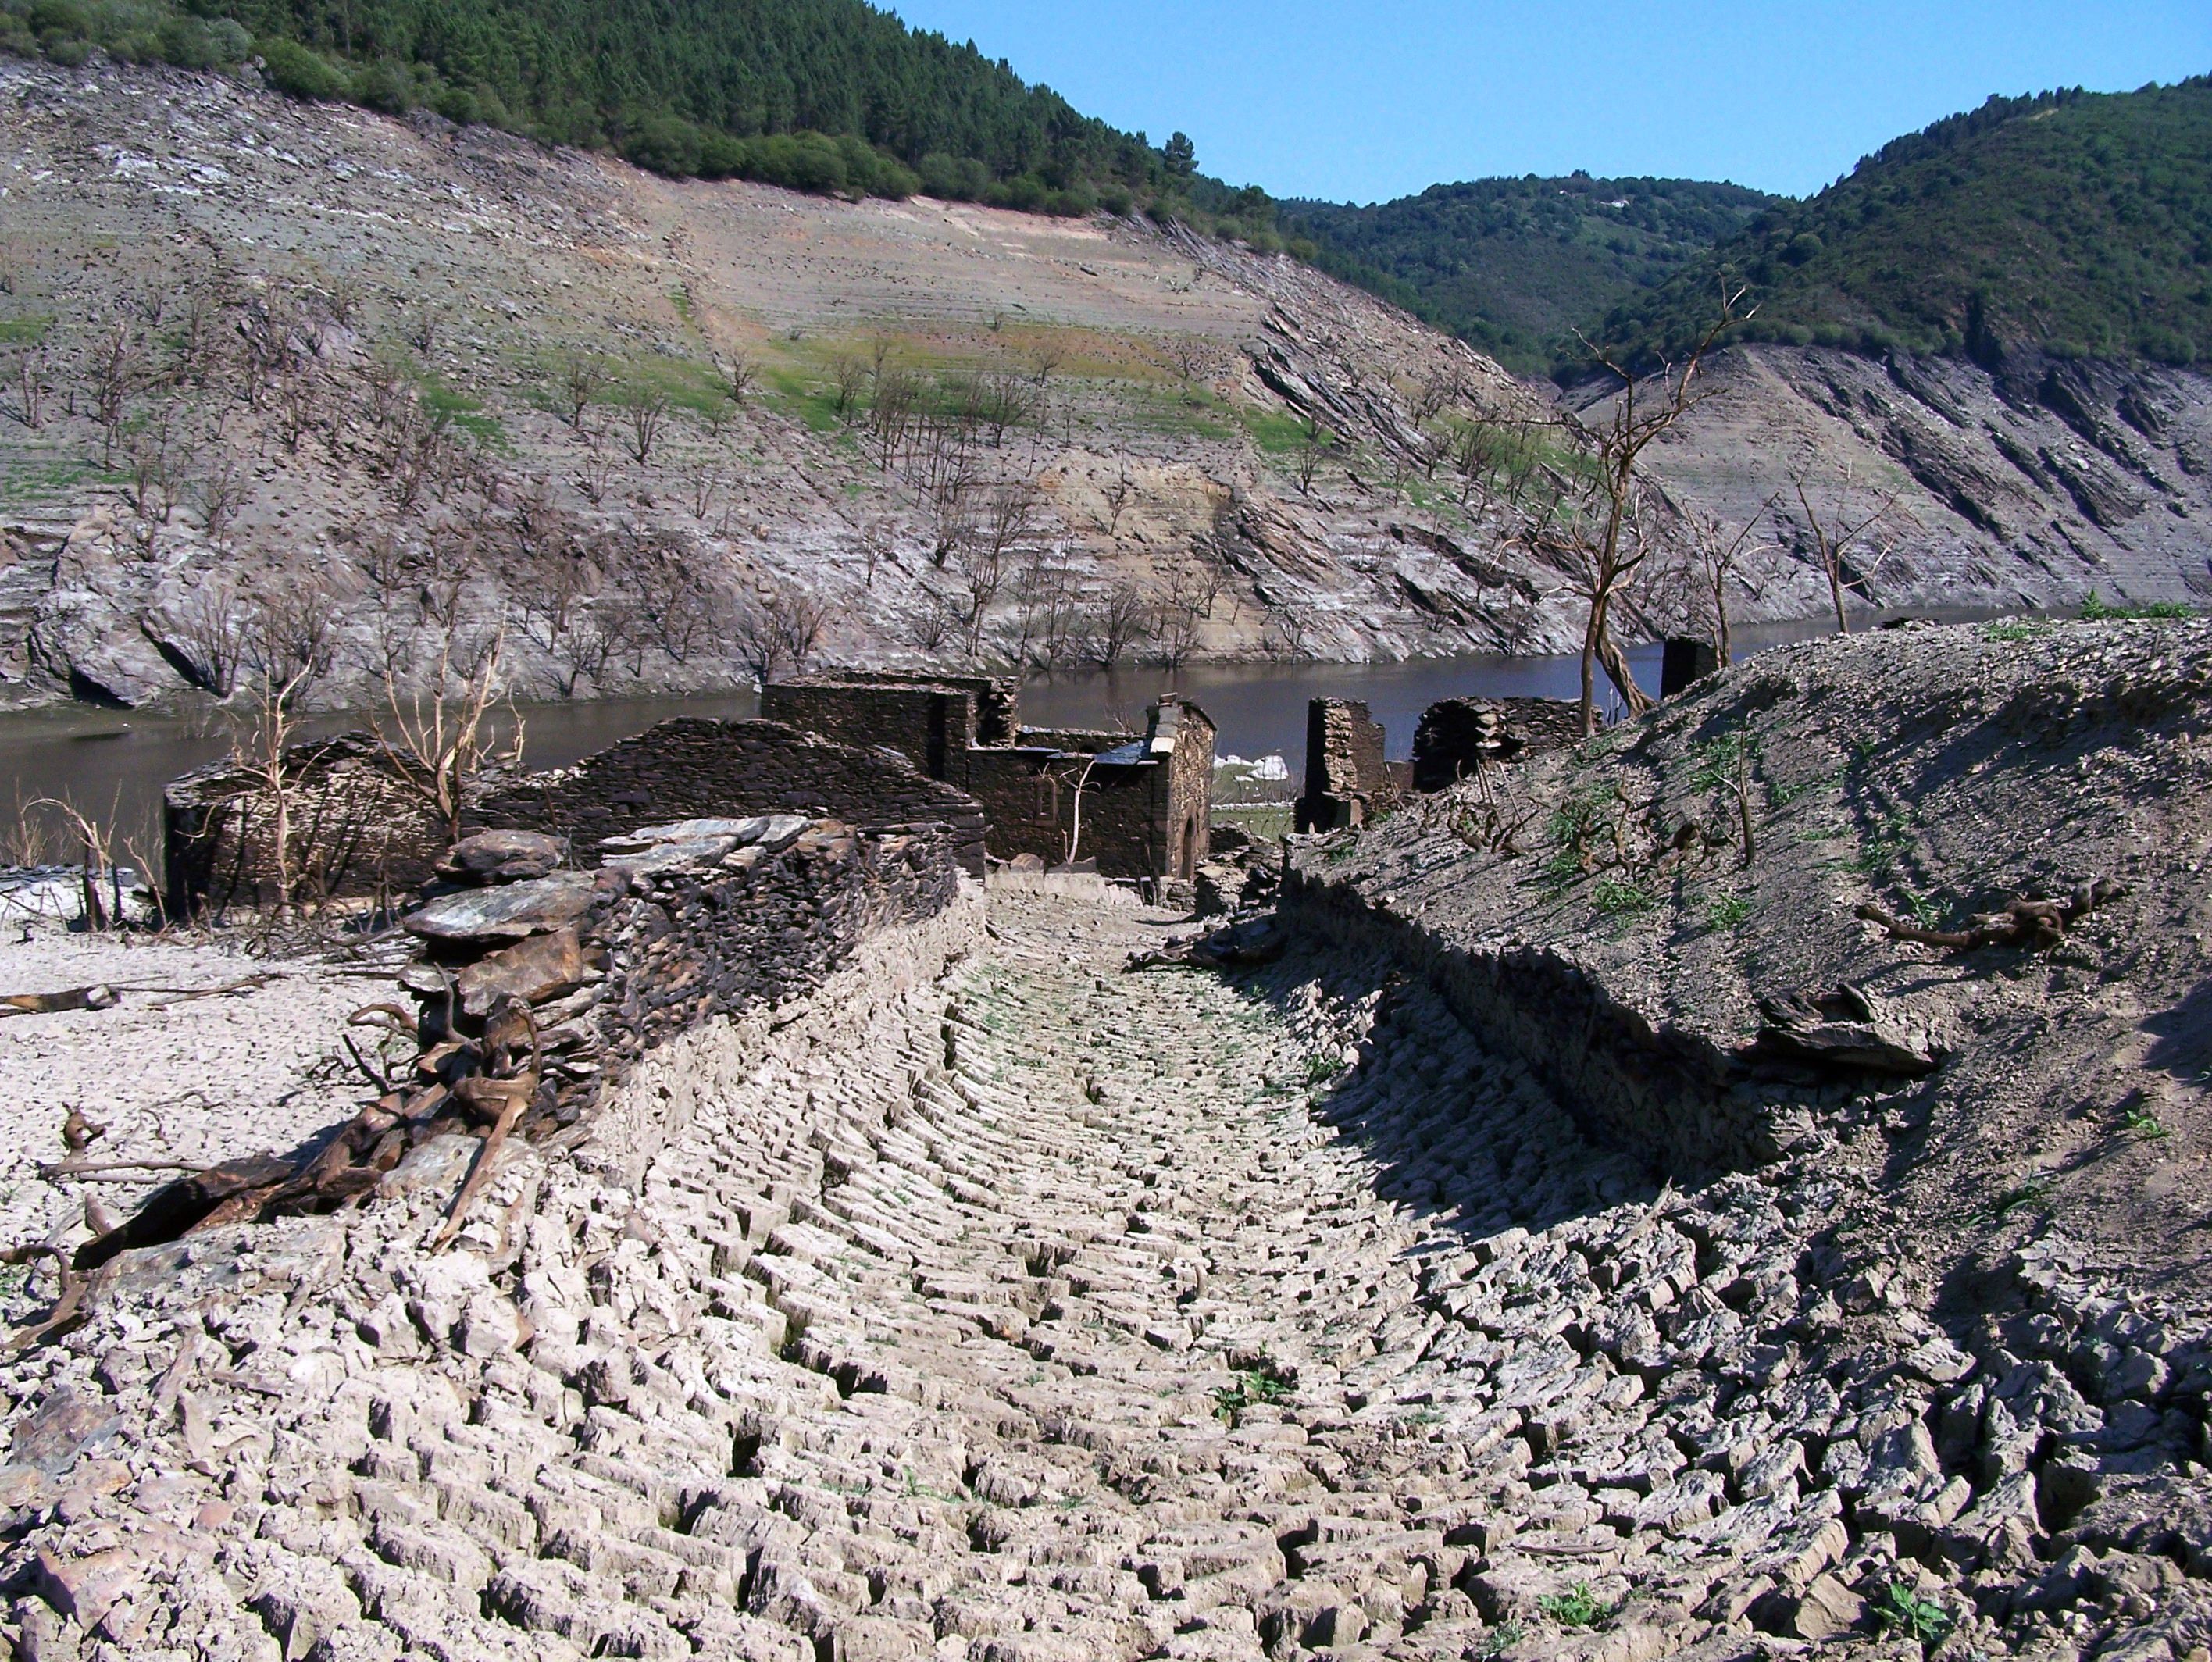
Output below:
[1685,495,1779,664]
[377,620,518,847]
[1294,416,1330,494]
[87,324,144,469]
[556,353,605,430]
[170,580,249,697]
[191,452,252,544]
[1029,339,1067,384]
[728,583,830,683]
[125,407,179,524]
[1789,464,1896,634]
[726,348,758,405]
[830,353,869,418]
[945,482,1037,658]
[622,387,669,465]
[1532,286,1746,736]
[1085,580,1151,668]
[232,585,340,915]
[7,342,50,429]
[1013,547,1082,669]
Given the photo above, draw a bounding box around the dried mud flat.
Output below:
[2,701,2210,1662]
[0,929,379,1248]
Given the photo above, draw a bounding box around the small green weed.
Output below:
[1304,1054,1347,1085]
[1989,1176,2052,1218]
[1980,619,2050,643]
[1592,879,1656,917]
[2118,1103,2171,1140]
[1473,1623,1523,1658]
[1704,894,1754,931]
[1212,1358,1293,1424]
[1686,731,1758,793]
[1872,1582,1951,1645]
[1771,767,1843,807]
[1536,1582,1618,1628]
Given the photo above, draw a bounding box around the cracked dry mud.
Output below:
[1,886,2202,1661]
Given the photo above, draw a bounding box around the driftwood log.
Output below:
[1855,878,2125,951]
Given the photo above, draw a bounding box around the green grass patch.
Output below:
[418,380,509,451]
[0,458,120,505]
[1704,894,1754,931]
[1592,879,1656,917]
[1980,618,2053,643]
[0,316,53,345]
[2082,590,2195,622]
[1238,405,1313,455]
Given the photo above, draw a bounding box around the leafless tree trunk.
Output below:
[191,452,252,544]
[1086,581,1151,668]
[1790,465,1894,634]
[1533,285,1747,736]
[1686,496,1778,665]
[725,348,758,406]
[8,344,50,429]
[171,580,248,697]
[623,389,669,465]
[377,621,517,847]
[88,325,144,469]
[558,353,605,430]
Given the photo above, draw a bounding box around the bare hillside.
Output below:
[1,59,2207,717]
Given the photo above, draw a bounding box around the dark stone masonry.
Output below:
[765,673,1215,883]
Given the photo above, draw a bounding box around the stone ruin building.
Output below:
[164,678,1215,919]
[1296,694,1583,831]
[762,672,1215,886]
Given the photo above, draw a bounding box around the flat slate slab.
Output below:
[404,870,598,942]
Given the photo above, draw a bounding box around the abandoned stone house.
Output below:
[762,672,1215,883]
[1295,694,1584,832]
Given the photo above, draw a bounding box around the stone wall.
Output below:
[762,675,1214,882]
[471,718,989,877]
[90,811,976,1261]
[163,733,450,920]
[762,671,1018,754]
[1295,699,1396,833]
[1279,862,1768,1177]
[1409,696,1583,791]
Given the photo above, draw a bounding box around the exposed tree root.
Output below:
[1854,878,2125,951]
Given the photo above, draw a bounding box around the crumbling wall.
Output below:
[963,748,1170,879]
[1280,864,1766,1176]
[471,718,988,876]
[1165,703,1216,877]
[1295,698,1396,832]
[87,811,973,1261]
[163,733,449,919]
[1409,696,1582,791]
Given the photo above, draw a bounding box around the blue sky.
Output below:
[887,2,2212,202]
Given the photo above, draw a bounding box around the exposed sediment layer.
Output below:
[2,879,2208,1660]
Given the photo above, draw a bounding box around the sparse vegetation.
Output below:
[1704,893,1753,931]
[1872,1582,1952,1646]
[2082,590,2196,622]
[1536,1582,1619,1628]
[1211,1357,1293,1424]
[1592,879,1656,917]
